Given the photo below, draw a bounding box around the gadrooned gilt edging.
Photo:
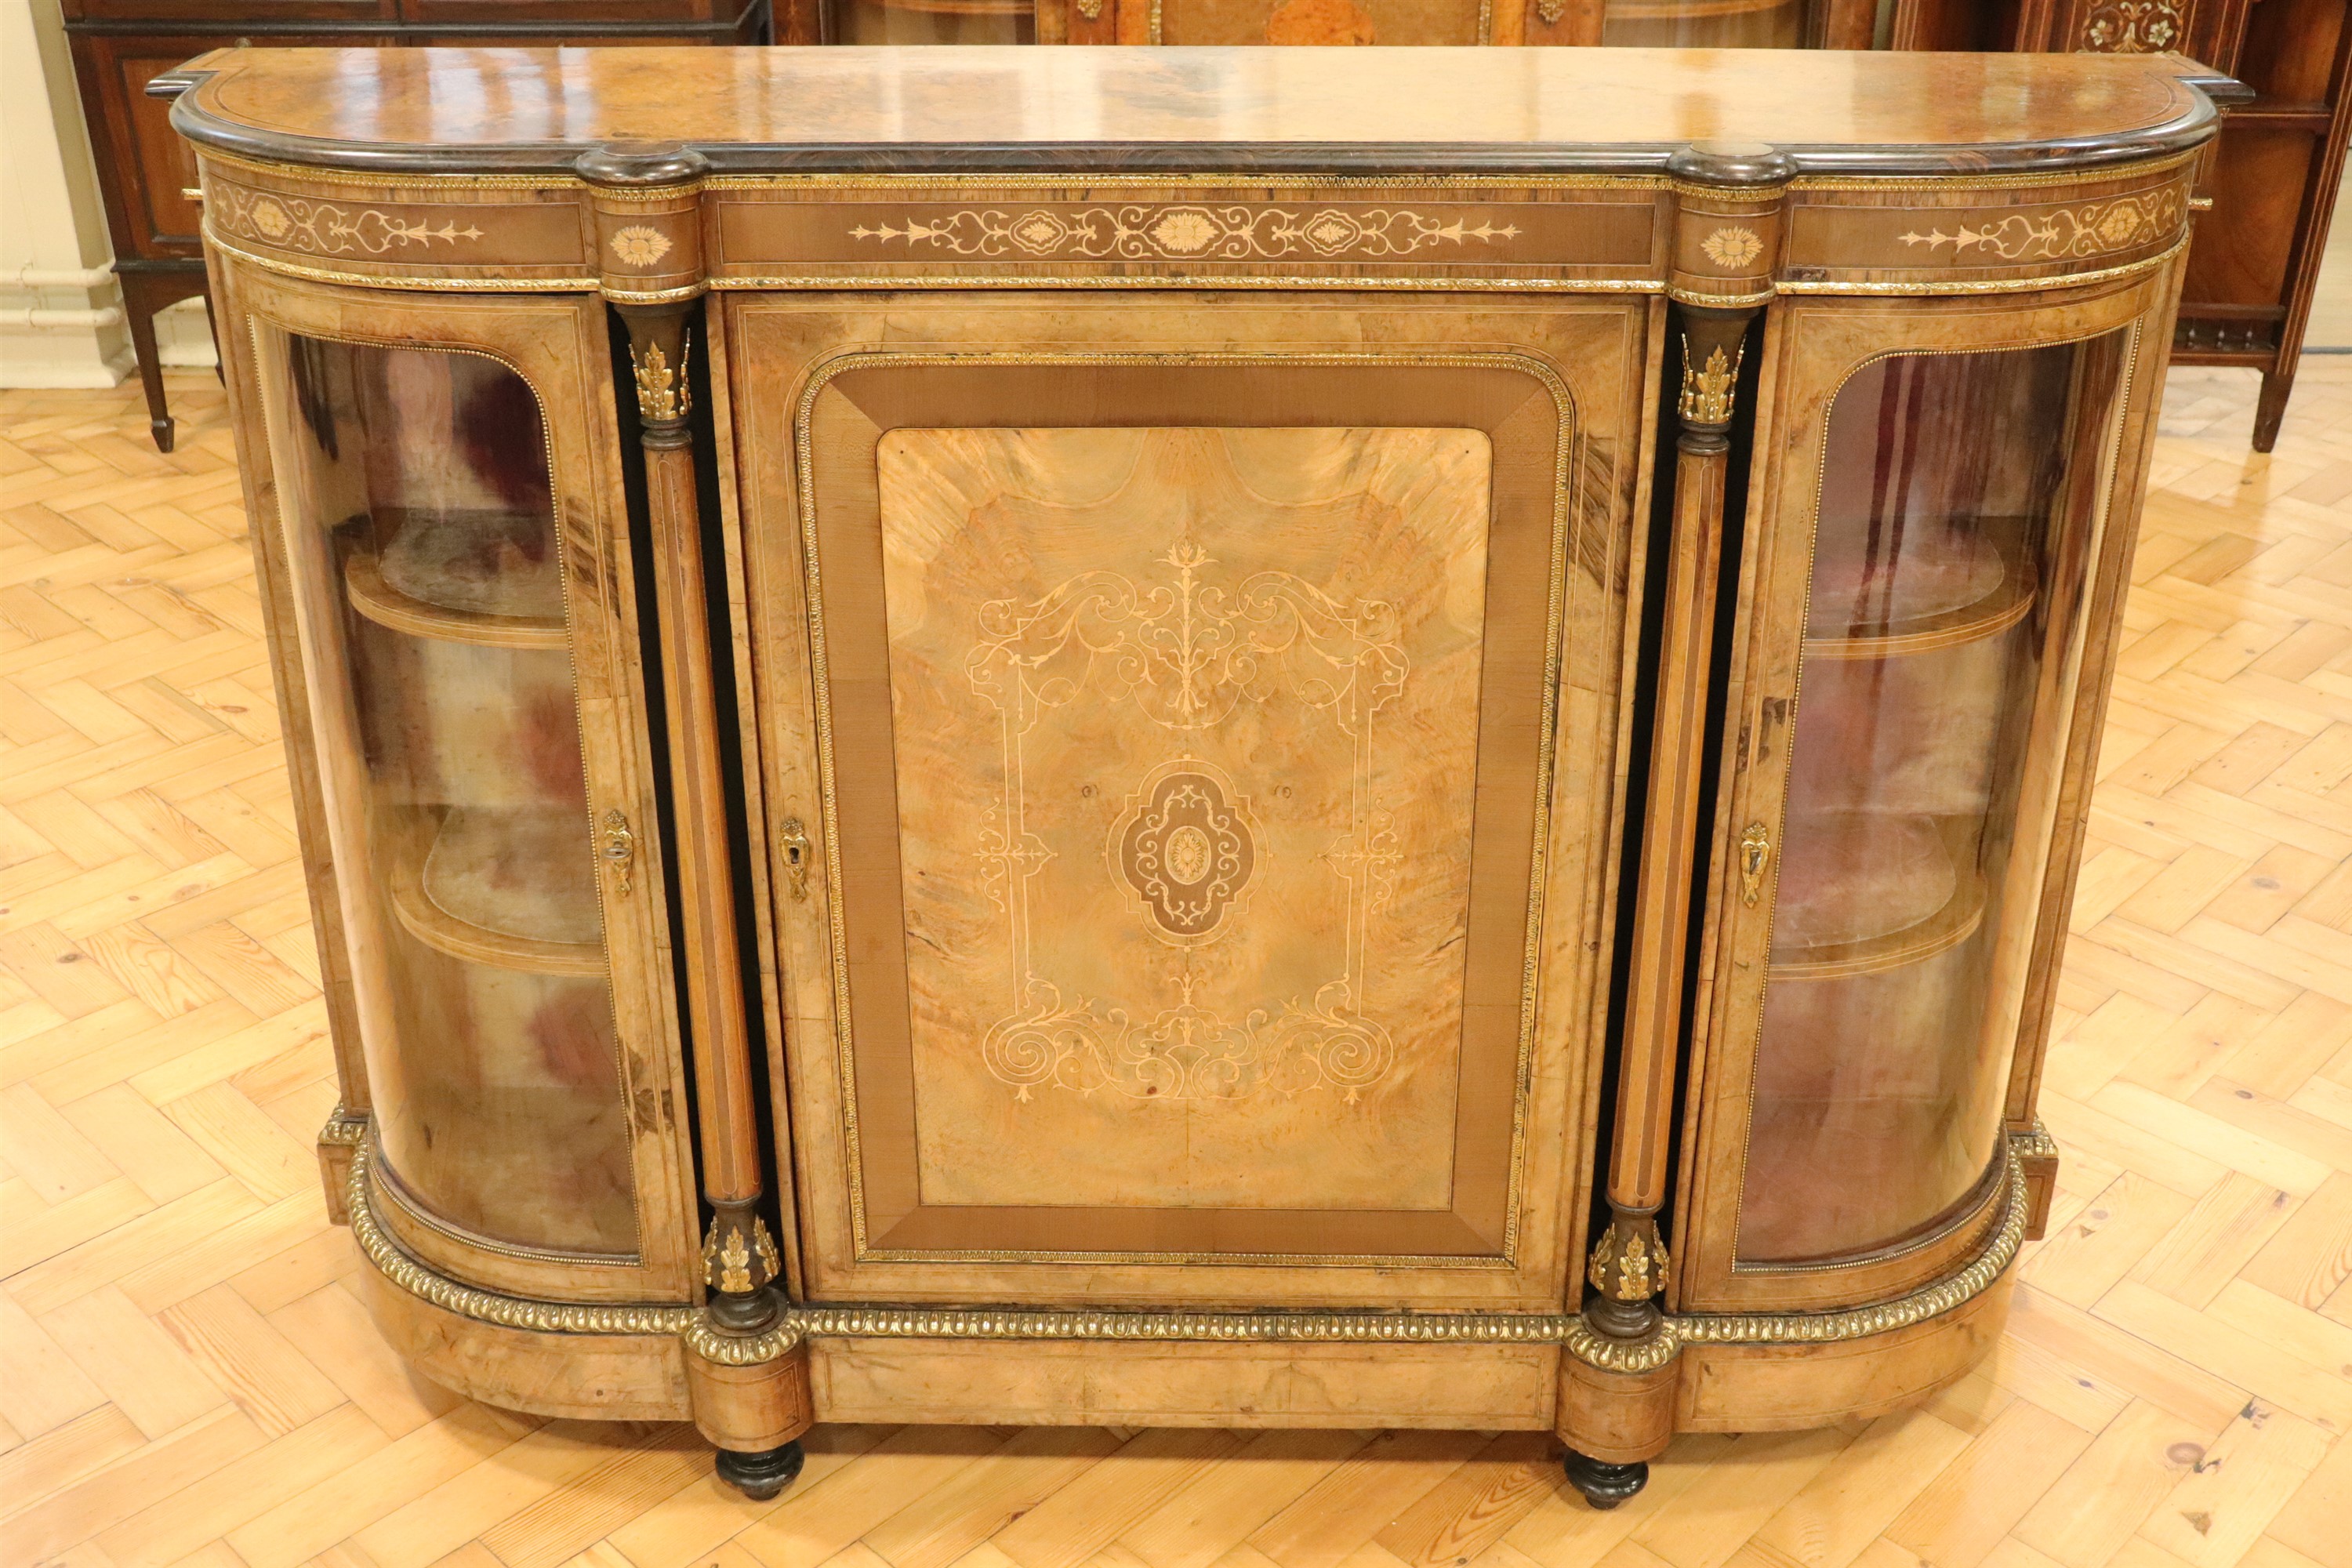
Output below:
[1679,1149,2029,1345]
[340,1121,2034,1368]
[345,1141,698,1338]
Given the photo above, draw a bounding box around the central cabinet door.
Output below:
[732,293,1653,1308]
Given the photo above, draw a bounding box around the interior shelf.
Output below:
[1769,814,1986,981]
[1804,514,2036,661]
[343,509,568,650]
[390,808,607,978]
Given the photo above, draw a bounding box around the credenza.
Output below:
[165,44,2234,1506]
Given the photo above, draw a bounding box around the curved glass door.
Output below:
[257,333,639,1258]
[1737,331,2131,1265]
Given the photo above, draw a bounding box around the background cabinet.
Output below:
[1027,0,1875,44]
[60,0,772,456]
[1901,0,2348,452]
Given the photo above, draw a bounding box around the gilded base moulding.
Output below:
[335,1120,2034,1446]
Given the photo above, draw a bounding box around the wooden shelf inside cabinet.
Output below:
[1770,815,1987,982]
[344,544,568,652]
[390,810,608,978]
[1803,516,2036,662]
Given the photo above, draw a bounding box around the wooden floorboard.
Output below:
[2,363,2348,1566]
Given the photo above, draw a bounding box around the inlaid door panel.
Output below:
[731,292,1657,1309]
[1672,273,2174,1316]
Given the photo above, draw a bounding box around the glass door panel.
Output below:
[256,332,640,1258]
[1737,332,2129,1265]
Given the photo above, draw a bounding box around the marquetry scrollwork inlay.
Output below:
[212,184,485,256]
[2077,0,2183,52]
[970,538,1408,1105]
[1897,189,2183,262]
[849,206,1522,262]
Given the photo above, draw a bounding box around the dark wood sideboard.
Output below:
[63,0,779,452]
[1894,0,2351,452]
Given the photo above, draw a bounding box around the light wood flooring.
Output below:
[3,362,2350,1568]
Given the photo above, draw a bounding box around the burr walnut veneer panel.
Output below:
[733,292,1654,1309]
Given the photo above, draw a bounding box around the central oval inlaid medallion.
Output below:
[1118,770,1254,939]
[1163,826,1212,886]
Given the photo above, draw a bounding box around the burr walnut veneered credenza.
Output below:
[165,43,2228,1507]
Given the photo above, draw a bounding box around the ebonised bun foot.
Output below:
[715,1439,805,1501]
[1563,1450,1649,1510]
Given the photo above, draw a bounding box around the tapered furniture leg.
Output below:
[114,266,209,453]
[119,269,176,452]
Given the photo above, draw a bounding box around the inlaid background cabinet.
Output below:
[167,44,2231,1508]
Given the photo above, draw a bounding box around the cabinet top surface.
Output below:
[170,45,2223,178]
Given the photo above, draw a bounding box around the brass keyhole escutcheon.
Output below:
[1738,821,1772,908]
[602,808,637,897]
[781,817,811,901]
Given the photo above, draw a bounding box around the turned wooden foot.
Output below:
[715,1439,805,1501]
[1563,1450,1648,1510]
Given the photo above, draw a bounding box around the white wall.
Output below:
[0,0,212,390]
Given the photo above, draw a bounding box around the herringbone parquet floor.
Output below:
[2,361,2349,1568]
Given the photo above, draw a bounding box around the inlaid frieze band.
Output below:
[202,177,593,279]
[212,183,485,256]
[848,205,1526,260]
[1896,188,2184,261]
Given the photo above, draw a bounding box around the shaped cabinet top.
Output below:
[165,44,2231,177]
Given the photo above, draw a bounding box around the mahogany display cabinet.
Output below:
[166,43,2232,1507]
[880,0,1878,54]
[65,0,776,457]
